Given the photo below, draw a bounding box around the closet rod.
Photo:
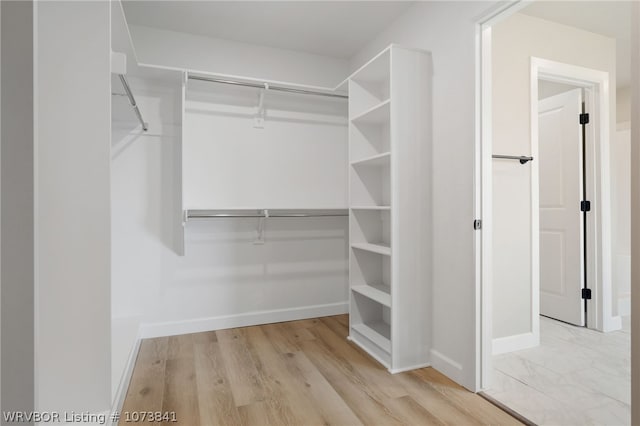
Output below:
[118,74,148,131]
[186,209,348,221]
[188,75,349,99]
[492,155,534,164]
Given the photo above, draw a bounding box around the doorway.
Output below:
[476,0,626,388]
[476,2,631,423]
[531,58,615,334]
[538,84,591,327]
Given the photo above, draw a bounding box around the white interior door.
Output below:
[538,88,584,326]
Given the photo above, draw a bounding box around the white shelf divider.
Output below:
[350,99,390,124]
[352,284,391,307]
[350,206,391,211]
[350,151,391,167]
[352,323,391,352]
[351,242,391,257]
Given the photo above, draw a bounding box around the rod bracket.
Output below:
[254,209,269,244]
[254,88,266,128]
[492,154,534,164]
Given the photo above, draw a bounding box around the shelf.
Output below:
[351,242,391,256]
[350,152,390,167]
[351,206,391,211]
[350,99,390,124]
[352,284,391,307]
[347,45,432,373]
[352,322,391,353]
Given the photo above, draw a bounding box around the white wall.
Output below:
[35,1,111,413]
[1,1,35,417]
[613,81,631,318]
[129,25,349,89]
[1,1,2,410]
[350,1,494,390]
[492,13,616,341]
[630,3,639,423]
[111,76,349,397]
[611,127,630,316]
[614,60,632,319]
[617,86,631,123]
[183,81,348,209]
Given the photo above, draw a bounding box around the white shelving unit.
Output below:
[348,45,431,373]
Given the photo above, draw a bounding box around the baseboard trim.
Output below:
[138,302,349,339]
[110,337,141,426]
[618,295,631,317]
[492,332,538,355]
[604,315,623,332]
[430,349,463,384]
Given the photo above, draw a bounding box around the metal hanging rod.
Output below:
[185,209,348,221]
[116,74,148,131]
[188,75,348,99]
[492,155,534,164]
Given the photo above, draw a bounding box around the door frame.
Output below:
[475,2,620,391]
[531,58,618,333]
[475,1,528,390]
[537,86,587,327]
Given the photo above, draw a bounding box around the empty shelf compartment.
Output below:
[349,50,390,118]
[351,292,391,353]
[350,99,390,125]
[350,120,390,161]
[350,209,390,247]
[350,162,390,207]
[351,248,391,306]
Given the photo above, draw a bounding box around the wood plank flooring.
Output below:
[120,315,522,426]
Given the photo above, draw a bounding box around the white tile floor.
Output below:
[485,316,631,426]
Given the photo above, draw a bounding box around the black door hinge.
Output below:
[582,288,592,300]
[474,219,482,230]
[580,200,591,212]
[579,113,590,125]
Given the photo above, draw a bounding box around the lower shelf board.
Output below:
[351,242,391,256]
[351,322,391,353]
[351,284,391,307]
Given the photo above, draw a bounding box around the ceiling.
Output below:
[521,1,632,88]
[122,1,415,59]
[122,1,631,88]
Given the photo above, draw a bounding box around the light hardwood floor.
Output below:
[120,315,522,426]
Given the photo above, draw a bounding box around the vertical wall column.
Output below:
[631,2,640,424]
[35,1,111,413]
[1,1,35,420]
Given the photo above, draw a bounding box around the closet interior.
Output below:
[110,0,432,399]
